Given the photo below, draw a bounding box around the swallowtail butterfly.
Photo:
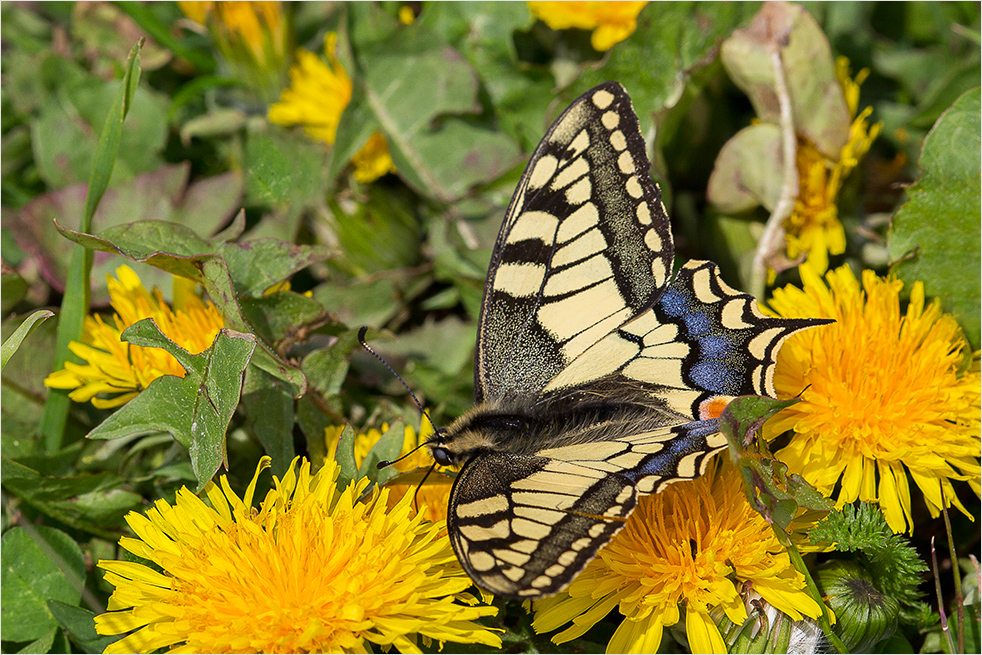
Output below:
[426,82,825,599]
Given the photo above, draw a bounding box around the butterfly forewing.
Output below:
[475,82,674,404]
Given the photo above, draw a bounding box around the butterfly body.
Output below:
[426,82,827,599]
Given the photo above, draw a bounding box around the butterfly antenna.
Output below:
[358,327,441,470]
[413,462,437,515]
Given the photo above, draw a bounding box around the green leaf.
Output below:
[240,292,327,346]
[39,40,144,452]
[1,267,28,313]
[245,130,325,207]
[218,239,334,297]
[302,329,362,398]
[1,309,53,371]
[52,220,310,396]
[357,420,406,486]
[333,424,358,489]
[888,87,981,349]
[242,367,296,477]
[1,526,85,643]
[1,456,143,538]
[47,600,117,654]
[87,323,257,490]
[352,21,520,201]
[580,2,759,135]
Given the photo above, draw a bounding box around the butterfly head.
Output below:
[427,405,535,468]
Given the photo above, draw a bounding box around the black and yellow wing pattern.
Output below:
[428,82,828,599]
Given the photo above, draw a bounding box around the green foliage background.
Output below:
[1,2,979,653]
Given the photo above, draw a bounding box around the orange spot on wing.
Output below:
[699,396,733,420]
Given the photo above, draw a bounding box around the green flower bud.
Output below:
[815,560,899,652]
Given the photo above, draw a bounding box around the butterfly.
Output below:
[425,82,826,599]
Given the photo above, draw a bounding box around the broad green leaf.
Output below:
[87,322,257,490]
[40,40,143,451]
[301,329,363,398]
[245,130,325,207]
[2,310,53,370]
[218,239,334,297]
[1,526,85,643]
[888,87,981,349]
[47,601,117,654]
[1,458,143,537]
[240,292,327,346]
[242,367,296,477]
[354,21,520,201]
[580,2,758,136]
[1,267,28,313]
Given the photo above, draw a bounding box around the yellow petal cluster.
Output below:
[44,266,224,408]
[268,34,396,182]
[178,1,288,100]
[95,457,501,654]
[767,265,981,533]
[532,460,825,653]
[528,1,647,51]
[784,57,882,274]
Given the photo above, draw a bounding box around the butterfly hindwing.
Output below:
[475,82,674,404]
[447,420,728,598]
[544,260,829,419]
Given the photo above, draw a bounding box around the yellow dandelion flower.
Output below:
[44,266,224,409]
[784,57,882,275]
[325,421,452,523]
[179,1,288,99]
[268,34,397,183]
[528,1,648,51]
[531,460,825,654]
[94,456,501,654]
[766,265,981,534]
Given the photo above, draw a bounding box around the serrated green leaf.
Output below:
[888,87,981,349]
[218,239,334,297]
[1,526,85,643]
[87,326,257,490]
[2,309,53,370]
